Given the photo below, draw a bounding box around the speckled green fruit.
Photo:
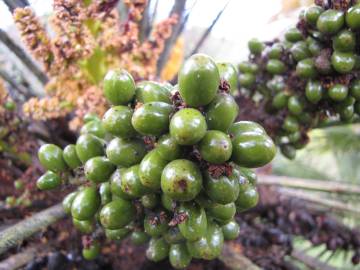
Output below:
[346,5,360,30]
[178,202,207,241]
[144,211,169,237]
[199,131,232,164]
[282,115,299,133]
[206,202,236,223]
[84,157,115,183]
[205,93,239,132]
[239,73,255,88]
[76,134,104,163]
[231,134,276,168]
[248,38,265,55]
[217,62,238,93]
[169,243,192,269]
[100,199,136,229]
[229,121,266,137]
[131,231,150,245]
[222,220,240,240]
[36,171,61,190]
[121,165,151,198]
[186,222,224,260]
[161,193,176,211]
[62,191,77,215]
[105,228,130,241]
[139,149,168,190]
[71,186,100,221]
[329,84,348,101]
[306,80,323,104]
[333,30,356,52]
[132,102,173,136]
[103,69,135,105]
[164,227,185,244]
[351,79,360,100]
[156,134,182,161]
[317,9,344,34]
[291,41,311,62]
[272,92,289,109]
[204,170,240,204]
[235,186,259,212]
[82,241,100,260]
[296,58,317,78]
[178,54,220,107]
[161,159,202,202]
[63,144,81,169]
[266,59,286,74]
[305,6,323,25]
[73,218,94,234]
[146,238,170,262]
[287,96,304,115]
[136,81,171,104]
[285,27,303,42]
[331,51,355,74]
[110,169,133,200]
[38,144,67,172]
[80,120,106,138]
[170,108,207,145]
[102,106,136,138]
[106,137,146,167]
[238,61,258,74]
[280,144,297,160]
[141,194,159,209]
[99,182,112,205]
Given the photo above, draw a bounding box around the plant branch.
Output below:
[291,249,337,270]
[219,243,260,270]
[0,204,66,255]
[0,29,48,85]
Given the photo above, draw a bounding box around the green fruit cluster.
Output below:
[36,53,275,268]
[238,1,360,160]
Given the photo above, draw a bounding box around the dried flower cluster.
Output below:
[13,0,179,129]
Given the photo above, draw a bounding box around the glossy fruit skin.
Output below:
[199,131,232,164]
[80,120,106,139]
[248,38,265,55]
[346,5,360,30]
[205,93,239,132]
[132,102,173,136]
[239,167,257,185]
[106,137,146,167]
[178,54,220,107]
[340,105,354,120]
[131,231,150,245]
[231,134,276,168]
[266,59,285,74]
[305,6,323,25]
[331,51,355,74]
[239,73,255,88]
[229,121,266,137]
[291,41,311,62]
[84,157,116,183]
[178,202,207,241]
[272,92,289,109]
[170,108,207,145]
[100,199,136,229]
[164,227,185,244]
[317,9,344,34]
[238,61,258,73]
[102,106,136,138]
[288,131,301,143]
[121,165,151,198]
[63,144,81,169]
[141,194,159,209]
[36,171,61,190]
[217,62,238,93]
[144,211,169,237]
[161,159,202,201]
[161,193,176,211]
[105,228,130,241]
[186,222,224,260]
[62,191,77,215]
[306,80,323,104]
[76,134,104,163]
[204,170,240,204]
[103,69,135,105]
[329,84,349,101]
[169,243,192,269]
[146,238,170,262]
[285,27,303,42]
[136,81,171,104]
[296,58,317,78]
[156,134,182,161]
[71,186,100,221]
[206,202,236,223]
[287,96,304,115]
[282,115,299,133]
[99,182,112,205]
[333,30,356,52]
[110,169,133,200]
[139,150,168,190]
[82,241,100,260]
[351,79,360,100]
[235,186,259,212]
[307,37,323,56]
[280,144,297,160]
[268,43,283,59]
[73,218,94,234]
[222,220,240,240]
[84,113,100,123]
[38,144,67,172]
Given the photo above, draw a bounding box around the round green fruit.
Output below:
[316,9,344,34]
[331,51,355,74]
[156,134,182,161]
[146,238,170,262]
[82,241,100,260]
[76,134,104,163]
[290,41,311,62]
[110,169,133,200]
[350,79,360,100]
[105,228,130,241]
[282,115,299,133]
[235,186,259,212]
[169,243,192,269]
[136,81,171,104]
[272,92,289,109]
[99,182,112,205]
[296,58,317,78]
[229,121,266,137]
[71,186,100,221]
[222,220,240,240]
[305,5,323,25]
[100,199,136,229]
[36,171,61,190]
[305,80,323,104]
[248,38,265,55]
[164,227,185,244]
[102,106,136,138]
[121,165,151,198]
[80,120,106,139]
[280,144,297,160]
[287,96,304,116]
[346,5,360,30]
[62,191,77,215]
[84,156,115,183]
[38,144,67,172]
[139,149,168,190]
[141,194,159,209]
[199,130,232,164]
[206,202,236,223]
[266,59,286,74]
[217,62,238,93]
[178,202,207,241]
[329,84,348,101]
[144,211,169,237]
[285,27,303,42]
[63,144,81,169]
[239,73,255,88]
[73,218,94,234]
[333,30,356,52]
[103,69,135,105]
[131,231,150,245]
